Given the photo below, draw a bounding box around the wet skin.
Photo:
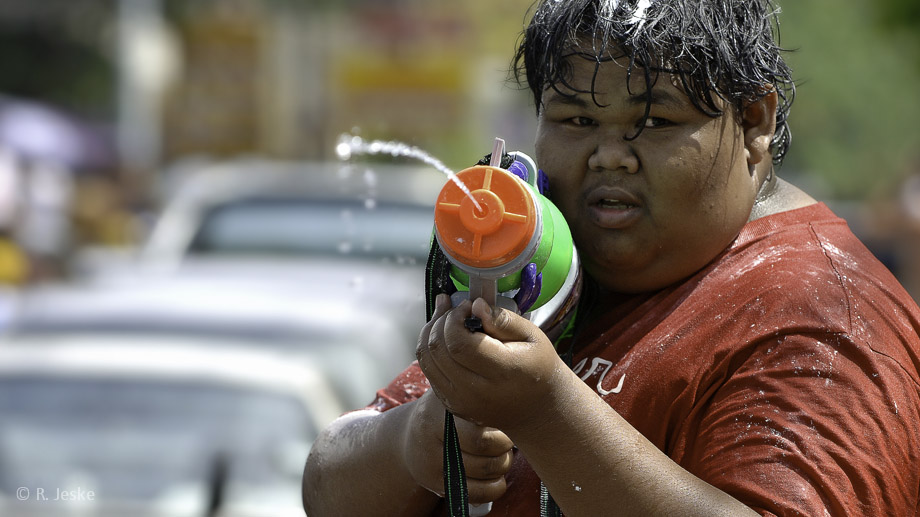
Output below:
[535,57,770,294]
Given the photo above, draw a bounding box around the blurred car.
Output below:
[142,159,445,332]
[50,158,452,412]
[143,158,446,265]
[6,277,407,411]
[73,159,449,379]
[0,338,345,517]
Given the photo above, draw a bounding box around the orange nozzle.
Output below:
[434,165,537,269]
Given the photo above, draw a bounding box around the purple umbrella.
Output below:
[0,96,115,172]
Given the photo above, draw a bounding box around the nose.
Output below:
[588,136,639,174]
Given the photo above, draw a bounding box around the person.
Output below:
[302,0,920,515]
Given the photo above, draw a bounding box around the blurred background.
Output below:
[0,0,917,515]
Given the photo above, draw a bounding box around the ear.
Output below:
[742,87,778,167]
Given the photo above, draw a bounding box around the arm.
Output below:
[418,296,760,516]
[302,403,440,516]
[509,364,759,516]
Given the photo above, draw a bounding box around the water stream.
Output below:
[335,134,481,211]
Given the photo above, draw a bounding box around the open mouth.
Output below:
[595,199,638,210]
[586,188,643,228]
[586,186,642,209]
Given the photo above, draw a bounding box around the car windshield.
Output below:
[188,197,434,260]
[0,375,315,502]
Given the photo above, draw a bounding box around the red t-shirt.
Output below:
[369,203,920,516]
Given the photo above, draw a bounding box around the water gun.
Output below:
[431,137,580,326]
[427,137,581,517]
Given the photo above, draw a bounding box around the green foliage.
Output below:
[0,29,113,118]
[778,0,920,200]
[0,1,115,119]
[876,0,920,31]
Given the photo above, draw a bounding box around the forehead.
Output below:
[542,57,687,106]
[544,56,668,97]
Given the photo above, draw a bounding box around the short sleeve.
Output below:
[366,361,431,412]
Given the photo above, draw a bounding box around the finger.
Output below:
[462,449,514,481]
[405,393,449,496]
[466,476,508,506]
[470,297,543,345]
[427,298,453,351]
[416,343,453,408]
[442,298,482,355]
[435,299,520,378]
[454,419,514,457]
[438,298,492,365]
[416,293,451,360]
[416,298,456,401]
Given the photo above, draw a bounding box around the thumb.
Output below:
[470,298,540,344]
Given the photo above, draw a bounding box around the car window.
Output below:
[188,197,434,260]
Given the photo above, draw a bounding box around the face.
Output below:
[535,57,764,293]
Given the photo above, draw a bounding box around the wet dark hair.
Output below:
[513,0,796,164]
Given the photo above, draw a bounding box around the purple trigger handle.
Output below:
[514,262,542,313]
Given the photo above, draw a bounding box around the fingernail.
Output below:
[491,304,506,325]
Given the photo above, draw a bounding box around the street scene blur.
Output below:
[0,0,919,515]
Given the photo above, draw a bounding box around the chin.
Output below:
[587,259,697,294]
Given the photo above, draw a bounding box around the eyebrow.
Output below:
[543,91,592,107]
[544,87,687,109]
[627,88,686,109]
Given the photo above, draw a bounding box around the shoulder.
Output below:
[699,200,920,383]
[695,202,851,334]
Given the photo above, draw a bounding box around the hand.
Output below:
[411,296,515,505]
[401,391,514,505]
[416,294,564,433]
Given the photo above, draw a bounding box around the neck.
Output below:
[755,167,777,202]
[749,171,817,222]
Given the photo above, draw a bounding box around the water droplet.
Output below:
[337,163,354,179]
[364,169,378,188]
[335,141,352,160]
[338,241,353,254]
[364,198,377,210]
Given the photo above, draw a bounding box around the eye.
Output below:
[567,116,596,127]
[641,116,671,129]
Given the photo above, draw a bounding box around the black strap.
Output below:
[540,483,563,517]
[444,410,470,516]
[424,235,468,516]
[425,237,456,321]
